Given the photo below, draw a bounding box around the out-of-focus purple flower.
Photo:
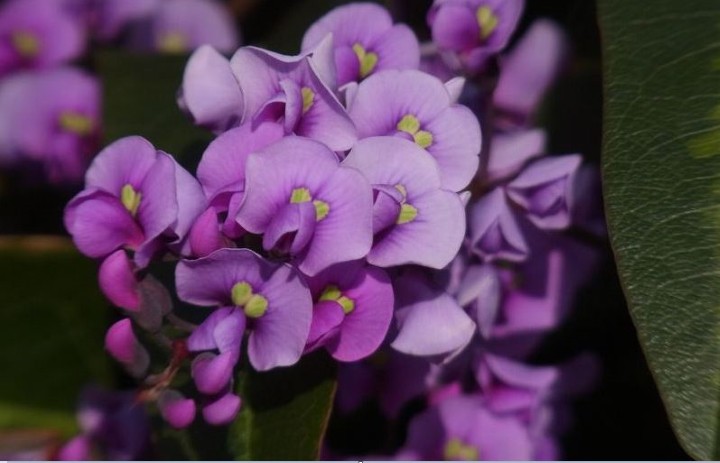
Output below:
[468,187,529,263]
[455,264,502,338]
[397,394,533,460]
[105,318,150,378]
[179,45,244,133]
[506,154,581,230]
[190,121,285,256]
[305,262,394,362]
[230,37,357,151]
[392,270,475,357]
[301,2,420,86]
[493,19,569,129]
[0,0,85,76]
[572,164,606,237]
[72,386,150,460]
[157,390,196,429]
[237,137,373,276]
[177,248,313,372]
[348,70,481,191]
[343,137,466,269]
[428,0,524,72]
[126,0,239,54]
[94,0,160,41]
[484,129,545,184]
[201,390,242,425]
[0,67,100,184]
[64,136,205,266]
[98,250,140,311]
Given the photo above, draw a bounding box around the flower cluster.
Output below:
[0,0,238,184]
[61,0,603,460]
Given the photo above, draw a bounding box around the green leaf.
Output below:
[97,50,212,168]
[599,2,720,459]
[0,237,112,436]
[229,351,337,460]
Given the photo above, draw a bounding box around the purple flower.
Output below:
[392,270,475,357]
[455,264,502,338]
[301,2,420,86]
[0,67,100,183]
[177,248,313,371]
[229,37,357,151]
[343,137,466,269]
[157,390,196,429]
[348,70,481,191]
[64,136,205,266]
[179,45,244,133]
[493,19,569,129]
[126,0,239,54]
[428,0,524,72]
[305,262,394,362]
[236,136,373,276]
[397,394,533,460]
[484,129,546,184]
[468,187,529,263]
[93,0,160,41]
[506,154,582,230]
[0,0,85,76]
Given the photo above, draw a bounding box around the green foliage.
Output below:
[230,352,337,460]
[598,1,720,459]
[0,238,112,436]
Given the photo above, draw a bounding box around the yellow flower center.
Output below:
[230,281,268,318]
[396,114,434,148]
[394,184,418,225]
[301,87,315,114]
[157,32,187,53]
[443,437,480,461]
[120,184,142,217]
[476,6,499,40]
[352,43,378,78]
[319,285,355,314]
[289,187,330,221]
[12,31,39,58]
[59,112,93,136]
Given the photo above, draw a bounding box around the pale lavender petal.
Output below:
[262,201,316,255]
[469,187,528,262]
[179,45,243,132]
[493,20,568,123]
[456,264,501,338]
[392,272,475,356]
[149,0,238,53]
[95,0,159,40]
[85,136,158,195]
[373,24,421,73]
[187,306,237,352]
[444,76,465,103]
[485,129,546,182]
[430,4,479,52]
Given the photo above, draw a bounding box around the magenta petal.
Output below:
[307,300,345,348]
[180,45,243,132]
[158,390,196,429]
[64,189,144,259]
[202,392,241,426]
[105,318,149,378]
[98,250,140,311]
[136,152,178,243]
[189,208,225,258]
[262,201,317,255]
[57,435,92,461]
[191,352,236,395]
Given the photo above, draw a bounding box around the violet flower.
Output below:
[428,0,524,72]
[236,136,373,276]
[0,67,100,184]
[93,0,160,41]
[105,318,150,379]
[0,0,85,76]
[176,248,314,372]
[468,186,529,263]
[305,262,394,362]
[343,137,466,269]
[229,36,357,151]
[301,2,420,86]
[348,69,481,191]
[64,136,205,266]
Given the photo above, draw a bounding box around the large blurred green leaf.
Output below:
[599,1,720,459]
[97,50,212,168]
[229,352,337,460]
[0,237,111,436]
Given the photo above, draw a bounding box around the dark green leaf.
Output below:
[599,2,720,459]
[229,351,337,460]
[97,50,212,169]
[0,237,112,436]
